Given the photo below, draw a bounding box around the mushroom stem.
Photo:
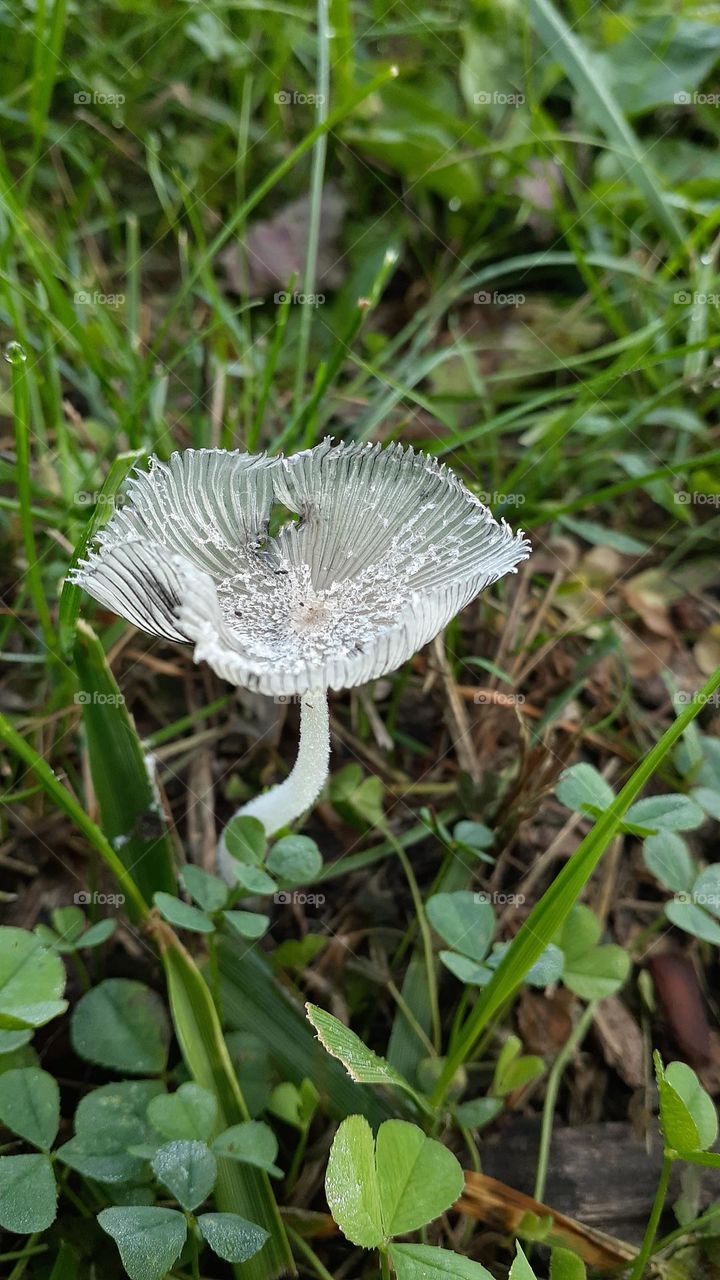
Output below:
[218,690,330,883]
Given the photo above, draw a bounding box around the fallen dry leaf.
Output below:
[220,184,347,296]
[593,996,645,1088]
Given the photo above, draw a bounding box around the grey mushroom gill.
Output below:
[71,440,531,883]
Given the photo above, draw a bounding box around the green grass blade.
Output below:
[73,620,177,904]
[292,0,331,414]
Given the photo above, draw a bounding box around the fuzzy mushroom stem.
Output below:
[218,690,330,883]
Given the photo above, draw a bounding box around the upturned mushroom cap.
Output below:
[71,440,530,696]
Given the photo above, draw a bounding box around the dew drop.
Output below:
[700,253,713,265]
[448,196,462,212]
[4,341,27,366]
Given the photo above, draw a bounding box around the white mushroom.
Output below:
[71,439,531,882]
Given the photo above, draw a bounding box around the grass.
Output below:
[1,0,720,1277]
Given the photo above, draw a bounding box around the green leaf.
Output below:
[389,1243,493,1279]
[57,1080,163,1184]
[71,979,170,1075]
[559,906,629,999]
[0,1154,57,1233]
[550,1247,586,1280]
[643,832,696,893]
[665,897,720,945]
[509,1243,538,1279]
[325,1115,384,1247]
[213,1121,282,1177]
[232,863,278,895]
[153,892,214,934]
[691,865,720,919]
[267,1080,319,1131]
[0,927,67,1030]
[50,907,86,945]
[329,764,385,829]
[80,918,117,948]
[376,1120,464,1236]
[147,1083,219,1142]
[198,1212,269,1263]
[181,865,229,913]
[225,815,266,865]
[439,952,492,986]
[0,1067,59,1149]
[665,1061,717,1151]
[453,821,494,852]
[563,944,630,1001]
[559,905,600,961]
[224,911,270,941]
[98,1206,187,1280]
[492,1043,545,1098]
[692,787,720,821]
[426,892,494,963]
[152,1139,217,1211]
[267,835,322,885]
[454,1097,503,1130]
[655,1053,701,1153]
[625,794,704,833]
[306,1004,424,1109]
[74,621,176,910]
[556,764,614,814]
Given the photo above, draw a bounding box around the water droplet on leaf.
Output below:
[4,341,27,365]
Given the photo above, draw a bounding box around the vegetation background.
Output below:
[1,0,720,1277]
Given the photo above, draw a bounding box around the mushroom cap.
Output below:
[70,440,530,696]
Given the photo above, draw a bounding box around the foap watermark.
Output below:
[675,491,720,507]
[674,889,720,910]
[74,490,126,508]
[474,91,525,107]
[74,691,125,706]
[674,290,720,306]
[675,690,720,708]
[477,490,526,507]
[474,891,526,907]
[74,89,126,107]
[473,691,525,706]
[74,890,125,907]
[674,90,720,107]
[274,90,326,107]
[274,890,325,907]
[74,290,125,309]
[474,290,525,307]
[274,290,325,307]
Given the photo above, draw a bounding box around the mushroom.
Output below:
[70,440,530,882]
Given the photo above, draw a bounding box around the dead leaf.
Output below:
[517,989,575,1057]
[593,997,645,1088]
[220,185,347,295]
